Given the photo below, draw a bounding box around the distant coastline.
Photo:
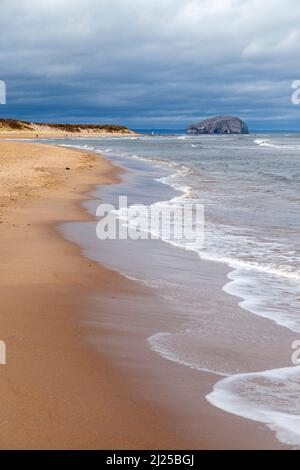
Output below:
[133,129,300,136]
[0,118,137,138]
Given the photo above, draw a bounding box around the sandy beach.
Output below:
[0,139,289,449]
[0,131,137,140]
[0,140,186,449]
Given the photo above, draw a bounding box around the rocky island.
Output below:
[187,115,249,135]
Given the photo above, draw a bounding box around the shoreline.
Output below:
[0,131,138,140]
[0,139,288,449]
[57,141,289,450]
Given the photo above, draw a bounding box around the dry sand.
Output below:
[0,141,188,449]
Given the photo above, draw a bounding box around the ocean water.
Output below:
[56,133,300,447]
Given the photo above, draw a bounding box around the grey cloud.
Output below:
[1,0,300,129]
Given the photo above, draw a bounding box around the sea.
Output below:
[48,131,300,448]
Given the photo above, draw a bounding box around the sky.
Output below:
[1,0,300,130]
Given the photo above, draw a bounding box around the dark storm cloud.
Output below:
[1,0,300,129]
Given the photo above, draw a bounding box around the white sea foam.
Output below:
[61,143,96,152]
[254,138,300,151]
[202,254,300,282]
[148,332,228,377]
[222,267,300,333]
[254,138,283,149]
[206,365,300,447]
